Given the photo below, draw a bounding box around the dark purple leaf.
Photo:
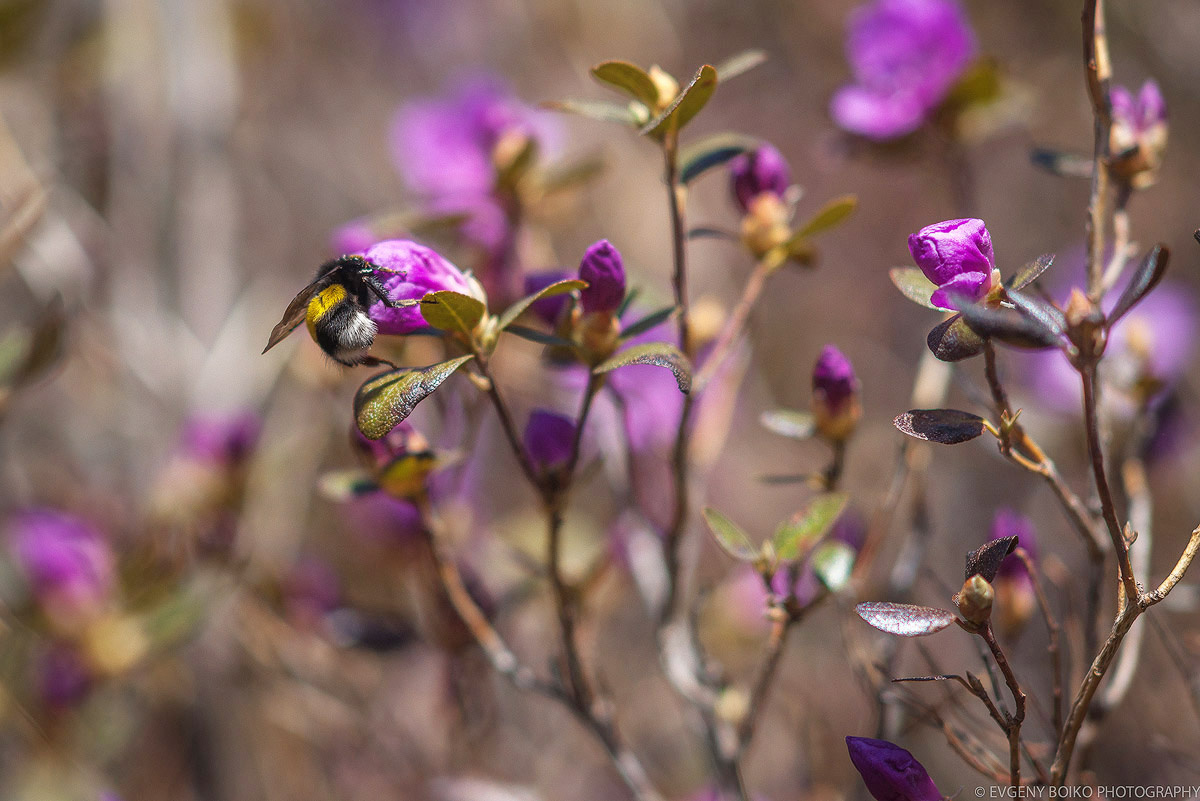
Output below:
[926,314,985,362]
[1108,245,1169,327]
[965,535,1018,582]
[954,299,1061,349]
[1004,286,1065,335]
[856,602,956,637]
[893,409,985,445]
[1007,253,1055,290]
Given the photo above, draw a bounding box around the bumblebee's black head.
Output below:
[304,261,380,366]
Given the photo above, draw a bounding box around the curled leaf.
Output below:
[965,535,1018,582]
[926,313,986,362]
[856,601,957,637]
[641,65,718,139]
[679,132,759,184]
[594,342,692,393]
[893,409,985,445]
[1108,245,1169,327]
[354,356,474,440]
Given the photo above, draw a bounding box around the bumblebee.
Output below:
[262,255,404,366]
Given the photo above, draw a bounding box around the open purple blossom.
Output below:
[361,240,480,334]
[578,240,626,314]
[730,144,791,213]
[524,409,577,473]
[908,218,997,310]
[831,0,976,140]
[846,736,942,801]
[9,509,114,626]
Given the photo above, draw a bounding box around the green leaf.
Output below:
[354,356,474,440]
[678,132,759,184]
[812,541,856,592]
[591,61,660,107]
[497,279,587,331]
[794,194,858,239]
[1007,253,1054,290]
[504,324,578,348]
[641,64,718,139]
[773,493,848,561]
[619,305,677,340]
[420,290,486,336]
[703,507,756,561]
[760,409,815,440]
[713,49,767,82]
[543,99,642,127]
[890,267,941,309]
[594,342,692,393]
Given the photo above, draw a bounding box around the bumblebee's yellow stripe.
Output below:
[305,284,348,338]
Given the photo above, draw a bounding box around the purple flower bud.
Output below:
[992,508,1036,579]
[523,409,576,473]
[846,736,942,801]
[330,219,376,255]
[832,0,977,140]
[361,240,480,335]
[180,411,260,466]
[812,345,860,416]
[1137,80,1167,130]
[36,642,92,709]
[908,218,996,309]
[523,270,573,326]
[730,144,791,212]
[9,510,113,625]
[578,240,626,314]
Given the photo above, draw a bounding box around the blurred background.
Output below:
[0,0,1198,799]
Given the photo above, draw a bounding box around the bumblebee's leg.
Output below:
[362,273,409,308]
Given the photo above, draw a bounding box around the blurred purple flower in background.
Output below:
[846,736,942,801]
[730,144,791,212]
[1110,81,1167,165]
[832,0,976,140]
[992,508,1036,579]
[991,508,1037,634]
[361,240,479,334]
[908,217,996,310]
[9,509,114,629]
[523,269,573,326]
[180,411,261,467]
[36,642,92,709]
[524,409,577,473]
[578,239,626,314]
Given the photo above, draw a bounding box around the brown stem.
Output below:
[980,625,1026,787]
[473,350,542,488]
[1082,0,1113,300]
[1014,548,1064,739]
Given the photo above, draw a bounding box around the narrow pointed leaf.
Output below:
[1008,253,1055,290]
[893,409,985,444]
[713,49,767,81]
[678,133,759,184]
[856,601,957,637]
[641,65,718,138]
[354,356,474,439]
[955,299,1061,349]
[703,507,756,561]
[594,342,692,393]
[927,313,986,361]
[965,535,1018,582]
[1003,287,1065,335]
[420,291,486,336]
[774,493,848,561]
[794,194,857,239]
[688,227,737,241]
[543,99,641,126]
[1030,148,1093,178]
[620,306,677,340]
[890,267,940,309]
[497,279,587,331]
[591,61,659,107]
[760,409,815,440]
[503,324,578,348]
[812,541,856,593]
[1109,245,1169,326]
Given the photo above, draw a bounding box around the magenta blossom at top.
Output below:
[832,0,976,140]
[362,240,480,334]
[578,240,627,314]
[730,144,791,213]
[9,509,114,625]
[908,218,997,310]
[846,736,942,801]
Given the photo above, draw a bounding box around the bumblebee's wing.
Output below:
[262,281,322,354]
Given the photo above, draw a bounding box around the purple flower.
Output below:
[523,270,573,326]
[813,345,859,416]
[992,508,1036,580]
[832,0,976,140]
[908,218,996,310]
[578,240,626,314]
[846,736,942,801]
[180,411,260,466]
[730,144,791,212]
[1111,80,1167,149]
[36,642,92,708]
[523,409,576,473]
[361,240,480,334]
[9,510,113,625]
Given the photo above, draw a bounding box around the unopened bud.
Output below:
[740,193,792,258]
[812,345,861,442]
[648,65,679,111]
[954,575,994,626]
